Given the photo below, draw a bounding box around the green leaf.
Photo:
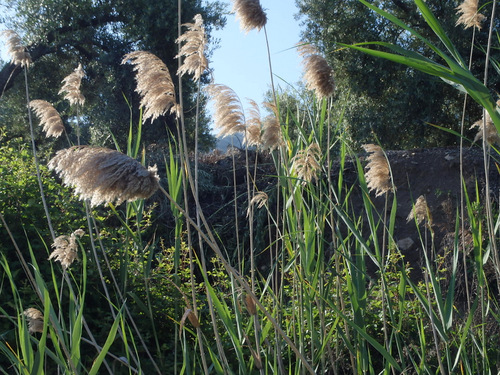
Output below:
[88,305,125,375]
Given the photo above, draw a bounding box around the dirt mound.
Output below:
[160,146,499,288]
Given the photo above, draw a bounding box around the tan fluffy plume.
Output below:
[122,51,179,122]
[261,102,284,151]
[456,0,486,30]
[407,195,433,228]
[291,142,322,184]
[363,144,393,197]
[232,0,267,33]
[29,100,65,138]
[59,63,85,106]
[207,83,246,137]
[244,99,262,147]
[49,229,85,270]
[471,112,500,146]
[298,43,335,100]
[23,308,44,334]
[48,146,160,207]
[176,14,208,82]
[1,30,31,68]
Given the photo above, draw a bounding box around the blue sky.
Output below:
[209,0,303,107]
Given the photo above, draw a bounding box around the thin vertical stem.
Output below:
[24,67,56,240]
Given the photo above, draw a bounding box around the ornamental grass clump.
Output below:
[29,99,65,138]
[122,51,179,122]
[456,0,486,30]
[48,146,160,207]
[59,63,85,106]
[49,229,85,270]
[176,14,208,82]
[1,29,31,68]
[363,144,392,197]
[298,43,335,100]
[232,0,267,33]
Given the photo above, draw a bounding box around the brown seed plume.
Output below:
[471,112,500,146]
[232,0,267,33]
[176,14,208,82]
[456,0,486,30]
[59,63,85,106]
[1,30,31,68]
[261,102,284,150]
[29,100,65,138]
[49,229,85,270]
[407,195,433,228]
[298,43,335,100]
[363,144,392,197]
[291,142,322,184]
[122,51,178,122]
[23,308,44,334]
[48,146,160,207]
[207,84,246,137]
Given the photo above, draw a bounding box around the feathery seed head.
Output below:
[291,142,322,185]
[1,30,31,68]
[247,191,268,217]
[48,146,160,207]
[261,102,284,151]
[407,195,433,228]
[456,0,486,30]
[49,229,85,270]
[122,51,178,122]
[298,43,335,100]
[207,84,246,137]
[244,99,262,147]
[363,144,392,197]
[176,14,208,82]
[471,112,500,146]
[232,0,267,33]
[29,100,65,138]
[59,63,85,106]
[23,308,43,334]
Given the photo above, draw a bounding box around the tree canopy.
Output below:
[295,0,499,149]
[0,0,226,150]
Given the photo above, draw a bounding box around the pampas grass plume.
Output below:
[176,14,208,82]
[244,99,262,147]
[1,30,31,68]
[298,43,335,100]
[232,0,267,33]
[407,195,433,228]
[29,100,65,138]
[122,51,179,122]
[261,102,283,150]
[23,308,44,334]
[48,146,160,207]
[291,142,322,184]
[49,229,85,270]
[207,84,246,137]
[471,112,500,146]
[59,63,85,106]
[456,0,486,30]
[363,144,392,197]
